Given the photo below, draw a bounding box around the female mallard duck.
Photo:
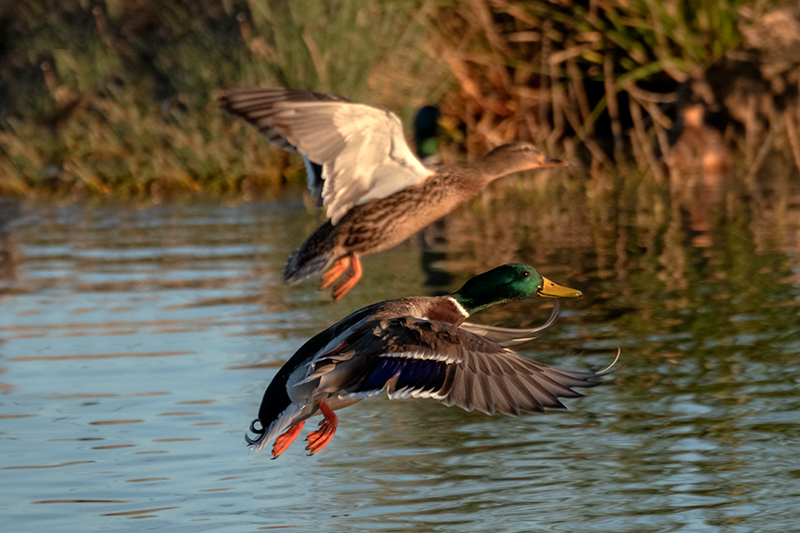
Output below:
[220,88,568,301]
[246,263,614,459]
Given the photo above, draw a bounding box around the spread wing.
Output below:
[308,316,608,417]
[220,87,434,224]
[461,301,561,347]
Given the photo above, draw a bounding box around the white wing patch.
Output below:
[223,88,435,225]
[276,101,433,225]
[383,349,462,364]
[320,104,432,223]
[337,389,384,401]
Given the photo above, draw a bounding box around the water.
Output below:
[1,179,800,532]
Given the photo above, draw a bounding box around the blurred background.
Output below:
[1,0,799,196]
[1,1,800,531]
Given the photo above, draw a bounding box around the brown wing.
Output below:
[337,316,607,416]
[220,87,351,152]
[219,87,433,224]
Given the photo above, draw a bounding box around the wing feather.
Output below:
[337,316,607,416]
[220,87,434,224]
[460,301,561,347]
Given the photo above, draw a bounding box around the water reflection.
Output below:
[1,177,799,531]
[0,198,21,281]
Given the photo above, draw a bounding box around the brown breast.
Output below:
[336,170,485,255]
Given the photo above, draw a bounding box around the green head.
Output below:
[414,106,441,161]
[452,263,582,315]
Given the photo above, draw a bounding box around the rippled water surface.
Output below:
[1,184,800,532]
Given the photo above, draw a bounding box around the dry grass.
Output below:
[423,0,800,181]
[0,0,798,199]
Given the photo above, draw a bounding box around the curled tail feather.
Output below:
[245,418,270,452]
[246,402,303,453]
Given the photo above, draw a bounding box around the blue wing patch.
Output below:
[360,357,448,395]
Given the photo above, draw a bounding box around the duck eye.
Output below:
[521,271,530,278]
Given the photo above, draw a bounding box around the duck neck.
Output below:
[465,145,523,183]
[451,292,507,316]
[424,296,471,325]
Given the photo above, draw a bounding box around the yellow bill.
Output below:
[538,277,582,298]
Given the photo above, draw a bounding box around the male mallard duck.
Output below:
[246,263,614,459]
[220,88,568,300]
[414,105,444,164]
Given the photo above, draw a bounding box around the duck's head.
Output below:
[452,263,581,315]
[414,106,441,162]
[474,142,568,180]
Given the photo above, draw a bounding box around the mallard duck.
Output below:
[414,105,444,164]
[246,263,615,459]
[220,88,568,301]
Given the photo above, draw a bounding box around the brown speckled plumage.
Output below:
[221,87,567,299]
[283,168,484,283]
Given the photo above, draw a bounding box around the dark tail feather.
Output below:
[283,221,337,284]
[245,418,269,451]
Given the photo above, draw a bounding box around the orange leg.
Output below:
[331,255,362,302]
[271,421,305,460]
[305,400,338,455]
[320,256,351,290]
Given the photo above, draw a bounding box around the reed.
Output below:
[0,0,797,198]
[423,0,799,179]
[0,0,452,198]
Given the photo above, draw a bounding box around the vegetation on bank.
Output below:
[0,0,798,198]
[427,0,800,183]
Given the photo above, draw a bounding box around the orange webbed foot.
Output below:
[271,421,305,460]
[320,257,351,290]
[331,255,362,302]
[305,400,338,455]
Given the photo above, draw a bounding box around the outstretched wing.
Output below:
[461,301,561,347]
[319,316,609,417]
[220,87,434,224]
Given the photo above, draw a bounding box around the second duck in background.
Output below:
[220,87,568,301]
